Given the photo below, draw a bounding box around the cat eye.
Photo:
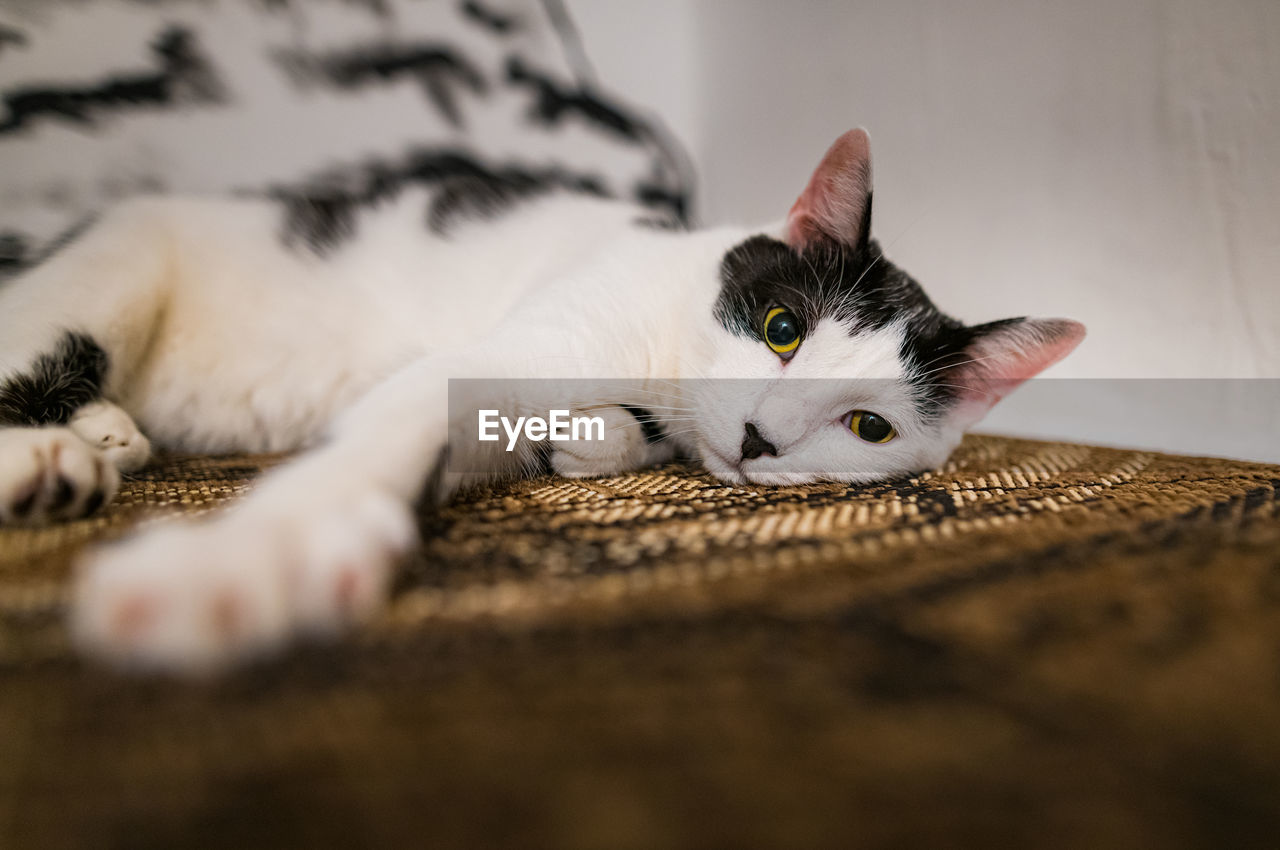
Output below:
[847,410,896,444]
[764,306,801,357]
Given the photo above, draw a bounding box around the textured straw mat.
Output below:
[2,434,1280,848]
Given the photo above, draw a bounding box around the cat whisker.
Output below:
[925,382,998,399]
[566,394,696,413]
[914,352,1005,379]
[849,250,884,294]
[652,427,704,440]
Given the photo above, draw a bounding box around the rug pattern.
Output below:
[2,435,1279,848]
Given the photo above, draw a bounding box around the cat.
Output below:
[0,129,1084,672]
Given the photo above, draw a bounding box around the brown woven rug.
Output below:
[2,434,1279,848]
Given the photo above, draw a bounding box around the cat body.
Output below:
[16,190,706,456]
[0,130,1084,671]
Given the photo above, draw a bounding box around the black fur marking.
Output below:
[0,332,109,427]
[460,0,520,34]
[272,148,612,254]
[273,42,486,128]
[0,27,223,136]
[715,235,998,418]
[506,57,645,143]
[620,405,667,445]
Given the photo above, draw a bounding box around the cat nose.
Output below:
[740,422,778,461]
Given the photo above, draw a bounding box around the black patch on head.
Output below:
[0,332,109,427]
[0,27,223,136]
[270,148,611,254]
[715,235,998,418]
[620,405,667,444]
[273,42,486,128]
[460,0,520,33]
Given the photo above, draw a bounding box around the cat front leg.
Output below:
[73,480,418,671]
[0,200,173,523]
[70,353,479,673]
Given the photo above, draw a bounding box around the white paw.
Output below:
[0,427,119,525]
[550,405,654,478]
[71,489,416,674]
[69,401,151,473]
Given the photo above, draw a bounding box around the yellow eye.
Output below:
[849,411,896,443]
[764,306,801,355]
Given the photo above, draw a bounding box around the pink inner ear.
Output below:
[785,128,873,252]
[949,319,1087,425]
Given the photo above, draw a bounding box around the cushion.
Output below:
[3,434,1279,846]
[0,0,692,275]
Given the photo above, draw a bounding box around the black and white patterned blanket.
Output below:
[0,0,693,276]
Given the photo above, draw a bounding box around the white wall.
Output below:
[573,0,1280,461]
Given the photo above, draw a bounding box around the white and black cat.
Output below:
[0,129,1083,672]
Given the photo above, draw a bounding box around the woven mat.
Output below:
[2,434,1280,848]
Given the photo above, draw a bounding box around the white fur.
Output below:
[70,401,151,473]
[0,188,995,671]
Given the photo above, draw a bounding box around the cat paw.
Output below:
[71,489,416,674]
[550,405,662,478]
[0,427,119,525]
[69,401,151,473]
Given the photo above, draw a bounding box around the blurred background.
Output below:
[572,0,1280,460]
[1,0,1277,459]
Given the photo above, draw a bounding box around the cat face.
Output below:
[690,129,1084,485]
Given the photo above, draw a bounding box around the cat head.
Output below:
[692,128,1084,485]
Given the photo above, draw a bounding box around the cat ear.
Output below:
[944,319,1086,428]
[785,128,874,252]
